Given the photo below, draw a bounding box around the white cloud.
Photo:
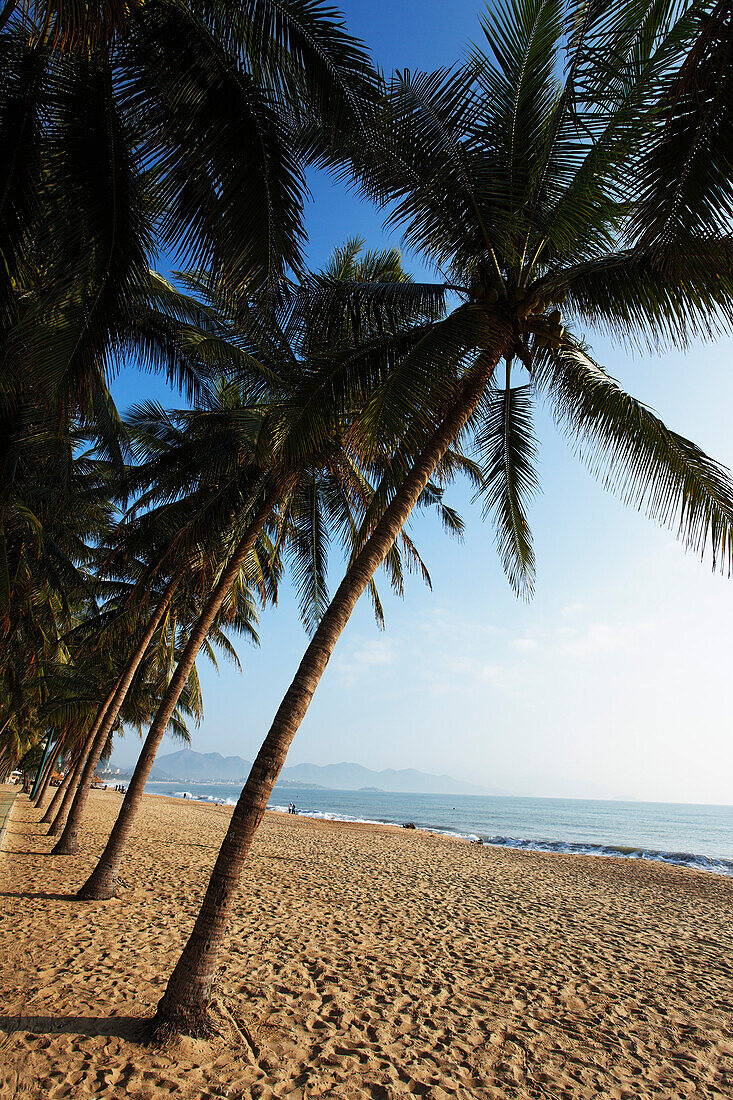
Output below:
[511,637,537,652]
[331,636,395,687]
[555,618,656,659]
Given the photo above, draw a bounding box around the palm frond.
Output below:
[473,373,539,598]
[540,239,733,350]
[631,0,733,246]
[286,471,330,634]
[534,337,733,571]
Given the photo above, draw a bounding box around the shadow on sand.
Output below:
[0,890,80,901]
[0,1014,144,1040]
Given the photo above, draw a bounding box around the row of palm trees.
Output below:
[3,0,733,1038]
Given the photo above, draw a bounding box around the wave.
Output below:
[155,790,733,878]
[269,804,399,829]
[269,806,733,876]
[171,791,237,805]
[483,835,733,877]
[269,804,484,844]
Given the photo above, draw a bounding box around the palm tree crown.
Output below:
[0,0,378,440]
[308,0,733,597]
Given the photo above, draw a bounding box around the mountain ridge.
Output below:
[111,748,503,795]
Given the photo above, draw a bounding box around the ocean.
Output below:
[142,780,733,877]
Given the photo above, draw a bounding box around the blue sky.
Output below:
[111,1,733,805]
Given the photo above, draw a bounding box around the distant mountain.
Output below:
[150,749,252,782]
[120,748,503,795]
[280,761,501,796]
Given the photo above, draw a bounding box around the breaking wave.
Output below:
[481,835,733,876]
[267,806,733,876]
[156,790,733,878]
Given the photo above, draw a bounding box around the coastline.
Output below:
[143,782,733,879]
[2,789,733,1098]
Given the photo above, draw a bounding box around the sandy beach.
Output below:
[1,788,732,1099]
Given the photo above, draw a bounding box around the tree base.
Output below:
[144,999,215,1045]
[76,874,122,901]
[51,835,79,855]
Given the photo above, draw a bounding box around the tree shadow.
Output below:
[0,1014,145,1041]
[1,846,63,856]
[0,890,78,901]
[1,834,60,848]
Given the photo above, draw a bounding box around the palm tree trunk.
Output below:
[34,738,62,807]
[46,672,125,837]
[50,718,111,851]
[0,745,13,781]
[33,738,59,805]
[151,354,501,1035]
[47,732,94,835]
[40,741,76,824]
[78,486,283,900]
[52,579,178,855]
[30,730,55,800]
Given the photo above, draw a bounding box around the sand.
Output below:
[1,787,732,1099]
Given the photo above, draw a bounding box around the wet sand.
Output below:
[1,786,732,1098]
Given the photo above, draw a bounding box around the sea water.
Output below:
[143,781,733,877]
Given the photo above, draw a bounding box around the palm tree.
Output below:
[149,0,733,1034]
[0,6,378,697]
[631,0,733,249]
[48,583,179,853]
[41,732,89,826]
[35,733,70,808]
[46,722,113,834]
[41,643,134,834]
[48,639,207,834]
[0,2,130,45]
[77,243,461,899]
[51,540,263,854]
[31,732,62,805]
[0,1,377,429]
[0,412,118,789]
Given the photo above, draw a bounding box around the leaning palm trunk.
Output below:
[0,741,11,780]
[30,732,54,800]
[41,741,78,824]
[47,732,95,835]
[151,354,501,1034]
[47,678,122,836]
[34,739,63,807]
[52,579,178,855]
[50,720,112,852]
[78,486,283,900]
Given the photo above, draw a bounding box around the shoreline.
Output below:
[141,784,733,880]
[2,789,733,1098]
